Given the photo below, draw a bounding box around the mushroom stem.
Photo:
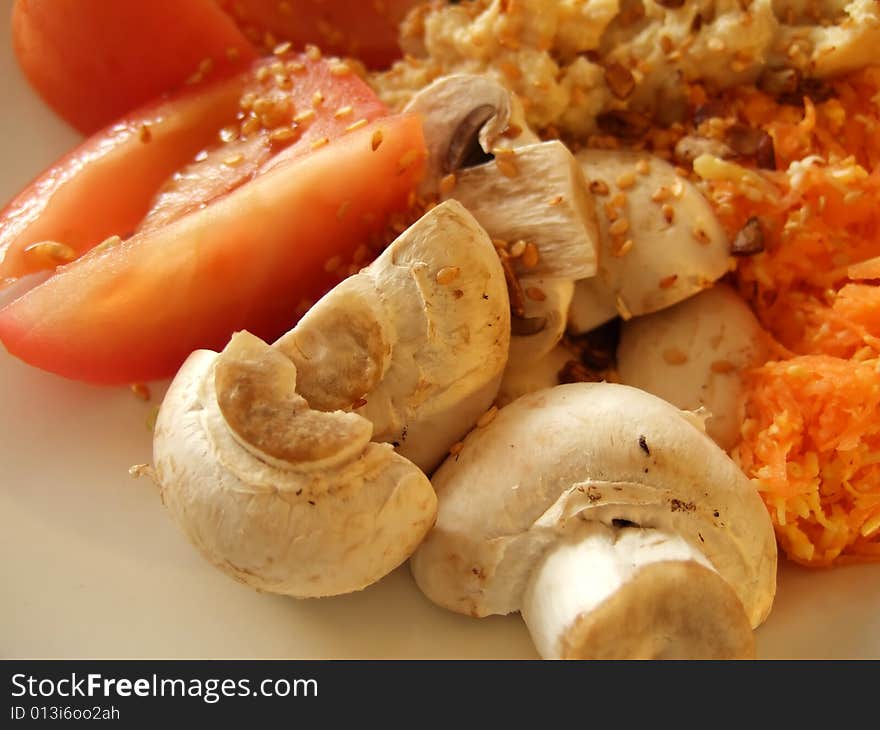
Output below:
[521,522,755,660]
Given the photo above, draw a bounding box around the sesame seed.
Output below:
[311,136,330,150]
[240,116,260,137]
[294,109,316,123]
[509,240,527,258]
[635,158,651,175]
[692,227,711,245]
[439,173,457,197]
[707,37,726,52]
[611,239,634,257]
[603,202,619,222]
[273,41,292,55]
[312,90,325,107]
[131,383,151,401]
[255,65,271,82]
[139,124,152,143]
[502,123,523,139]
[305,44,322,61]
[223,153,244,167]
[590,179,610,196]
[329,62,351,76]
[436,266,461,285]
[663,348,688,365]
[659,274,678,289]
[616,171,636,189]
[371,129,383,151]
[194,150,209,162]
[495,157,519,178]
[662,204,675,223]
[521,243,540,268]
[397,149,419,172]
[449,441,464,456]
[23,240,76,266]
[275,74,292,90]
[345,118,368,132]
[476,406,498,428]
[610,191,627,208]
[615,295,633,320]
[651,186,671,202]
[609,218,630,236]
[671,179,685,197]
[352,397,368,409]
[287,60,306,74]
[525,286,546,301]
[547,194,564,206]
[334,105,354,119]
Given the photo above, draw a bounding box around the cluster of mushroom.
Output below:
[151,74,777,659]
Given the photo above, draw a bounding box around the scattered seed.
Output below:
[439,173,457,197]
[635,158,651,175]
[616,171,636,189]
[223,153,244,166]
[294,109,316,124]
[311,136,330,150]
[449,441,465,456]
[139,124,152,143]
[610,191,627,208]
[312,90,325,107]
[659,274,678,289]
[662,204,675,223]
[397,149,419,171]
[590,179,610,196]
[548,195,564,206]
[609,218,630,236]
[521,242,540,268]
[495,156,519,178]
[692,227,711,245]
[498,251,526,318]
[131,383,151,401]
[23,241,76,266]
[663,348,689,365]
[651,186,671,202]
[476,406,499,428]
[525,286,546,301]
[273,41,292,55]
[603,201,620,222]
[305,44,321,61]
[334,105,354,119]
[509,240,527,258]
[604,62,636,100]
[269,125,300,144]
[612,239,634,257]
[371,129,384,151]
[436,266,461,285]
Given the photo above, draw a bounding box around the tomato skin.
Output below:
[0,116,426,384]
[12,0,258,135]
[219,0,421,68]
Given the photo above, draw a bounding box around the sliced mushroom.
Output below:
[411,383,777,659]
[508,277,574,365]
[451,142,601,281]
[403,74,539,196]
[617,283,771,450]
[569,149,730,334]
[152,200,509,597]
[276,199,510,473]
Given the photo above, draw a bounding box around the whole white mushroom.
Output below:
[411,383,777,659]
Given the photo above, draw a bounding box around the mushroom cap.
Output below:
[617,283,771,450]
[278,199,510,473]
[153,349,437,598]
[410,382,776,626]
[569,149,730,332]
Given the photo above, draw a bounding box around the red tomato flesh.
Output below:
[0,116,426,384]
[11,0,258,135]
[0,54,388,283]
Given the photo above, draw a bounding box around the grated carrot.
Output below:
[698,67,880,566]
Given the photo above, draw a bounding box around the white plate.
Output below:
[1,5,878,660]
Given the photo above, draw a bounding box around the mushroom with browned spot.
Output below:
[411,383,777,659]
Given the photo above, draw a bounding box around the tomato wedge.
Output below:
[0,54,388,283]
[11,0,258,135]
[218,0,421,69]
[0,116,426,384]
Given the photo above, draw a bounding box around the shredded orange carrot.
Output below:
[697,67,880,566]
